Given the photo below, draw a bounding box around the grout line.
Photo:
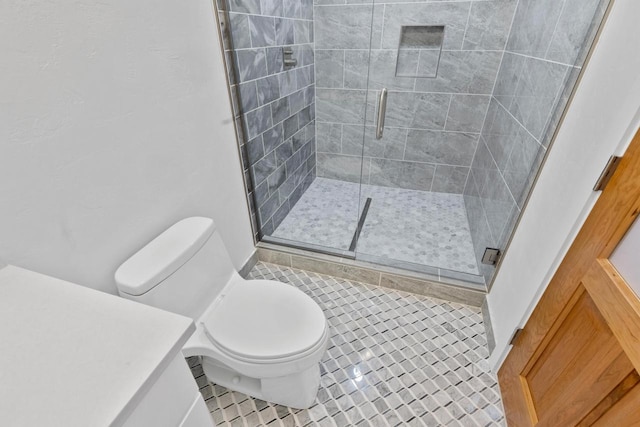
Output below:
[460,1,473,50]
[312,0,485,8]
[237,65,314,88]
[543,0,569,60]
[442,94,454,131]
[226,11,313,22]
[311,48,507,53]
[463,0,520,201]
[315,150,473,169]
[402,128,409,161]
[315,87,492,96]
[413,50,420,92]
[479,134,520,209]
[492,96,543,148]
[342,50,346,89]
[507,50,579,68]
[316,122,481,136]
[379,4,386,49]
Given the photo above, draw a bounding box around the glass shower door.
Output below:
[351,0,612,288]
[349,6,488,285]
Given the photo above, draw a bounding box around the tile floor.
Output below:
[190,262,504,426]
[271,178,479,275]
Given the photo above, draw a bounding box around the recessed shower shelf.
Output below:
[395,25,445,78]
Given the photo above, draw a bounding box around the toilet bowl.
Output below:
[114,217,329,409]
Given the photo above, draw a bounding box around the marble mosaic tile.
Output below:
[273,177,361,249]
[190,262,504,426]
[358,184,479,275]
[272,178,479,275]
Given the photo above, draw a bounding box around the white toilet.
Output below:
[114,217,329,409]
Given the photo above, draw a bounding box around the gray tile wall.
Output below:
[313,0,517,194]
[217,0,317,239]
[464,0,609,282]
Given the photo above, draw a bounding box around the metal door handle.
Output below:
[376,88,388,140]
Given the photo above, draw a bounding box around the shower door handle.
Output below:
[376,88,388,140]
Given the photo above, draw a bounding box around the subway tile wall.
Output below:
[313,0,518,194]
[463,0,610,282]
[217,0,317,239]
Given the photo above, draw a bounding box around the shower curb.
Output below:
[256,243,486,308]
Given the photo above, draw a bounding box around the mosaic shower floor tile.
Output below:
[190,262,504,426]
[271,178,479,275]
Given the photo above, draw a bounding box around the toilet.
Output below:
[114,217,329,409]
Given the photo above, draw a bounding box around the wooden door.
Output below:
[499,127,640,426]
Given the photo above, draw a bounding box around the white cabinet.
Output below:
[122,355,212,427]
[0,266,213,427]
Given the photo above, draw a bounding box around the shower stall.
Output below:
[216,0,611,289]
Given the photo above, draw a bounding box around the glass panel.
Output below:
[216,0,612,290]
[395,25,445,78]
[352,0,612,287]
[217,0,377,255]
[611,217,640,297]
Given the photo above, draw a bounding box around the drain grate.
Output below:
[348,197,372,252]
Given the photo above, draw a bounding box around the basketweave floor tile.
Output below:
[190,262,504,426]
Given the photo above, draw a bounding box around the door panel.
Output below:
[518,280,637,426]
[499,128,640,426]
[591,383,640,426]
[584,260,640,372]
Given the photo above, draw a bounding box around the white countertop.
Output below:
[0,265,195,426]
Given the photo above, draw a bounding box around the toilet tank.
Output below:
[115,217,237,319]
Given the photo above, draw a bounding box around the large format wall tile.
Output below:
[491,52,526,108]
[506,0,605,65]
[502,127,544,209]
[545,0,606,65]
[368,50,416,91]
[506,0,565,58]
[315,50,343,88]
[344,50,370,89]
[315,5,374,49]
[405,130,478,166]
[463,0,518,50]
[508,58,570,140]
[316,153,366,183]
[432,165,470,194]
[369,159,435,192]
[380,3,470,50]
[446,95,491,133]
[222,0,316,239]
[464,0,609,283]
[316,89,367,124]
[414,51,502,94]
[313,0,514,195]
[384,92,450,130]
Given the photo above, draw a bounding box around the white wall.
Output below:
[0,0,255,294]
[488,0,640,369]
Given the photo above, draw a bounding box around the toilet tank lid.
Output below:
[115,217,215,296]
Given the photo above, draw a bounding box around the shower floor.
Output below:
[272,178,479,276]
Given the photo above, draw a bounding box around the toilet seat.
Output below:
[201,280,327,363]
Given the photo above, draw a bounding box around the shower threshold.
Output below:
[256,240,486,303]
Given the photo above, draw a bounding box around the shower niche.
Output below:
[215,0,612,291]
[395,25,445,78]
